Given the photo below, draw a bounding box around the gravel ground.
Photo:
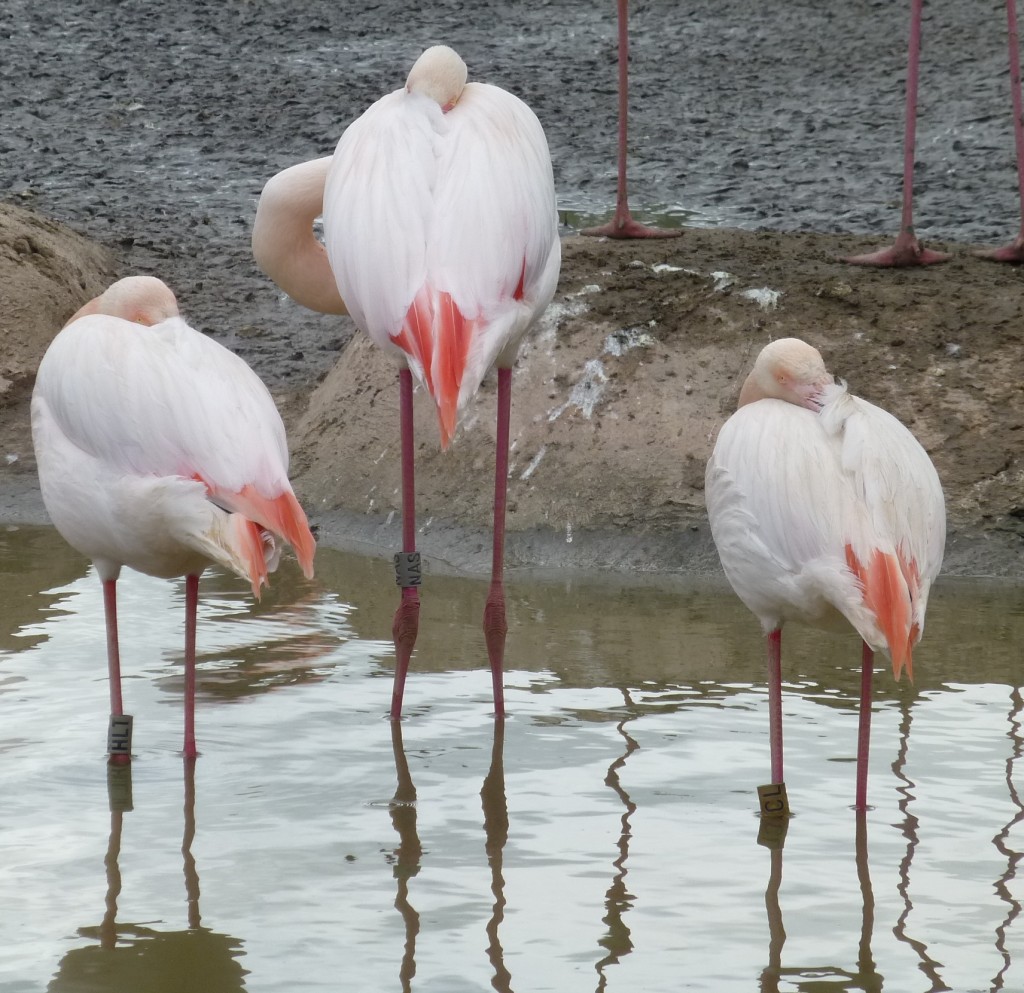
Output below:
[3,0,1023,387]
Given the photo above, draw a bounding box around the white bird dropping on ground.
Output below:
[31,276,316,762]
[252,45,561,720]
[705,338,945,811]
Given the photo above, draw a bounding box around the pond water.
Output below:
[0,525,1021,993]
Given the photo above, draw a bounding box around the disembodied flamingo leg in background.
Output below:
[103,578,132,765]
[183,573,199,760]
[390,368,422,720]
[855,642,875,811]
[976,0,1024,262]
[482,367,511,719]
[846,0,950,266]
[581,0,683,240]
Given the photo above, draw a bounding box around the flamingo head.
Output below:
[68,275,180,328]
[738,337,835,411]
[406,45,468,112]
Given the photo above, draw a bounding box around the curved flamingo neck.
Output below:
[252,157,348,316]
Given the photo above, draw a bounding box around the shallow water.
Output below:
[0,525,1021,993]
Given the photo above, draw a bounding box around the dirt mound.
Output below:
[1,213,1021,578]
[293,230,1024,578]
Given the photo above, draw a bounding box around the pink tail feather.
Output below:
[392,288,475,449]
[230,516,271,599]
[845,545,916,680]
[200,476,316,580]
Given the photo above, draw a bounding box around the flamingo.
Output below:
[30,276,316,762]
[705,338,945,810]
[581,0,682,239]
[848,0,1024,266]
[252,45,560,720]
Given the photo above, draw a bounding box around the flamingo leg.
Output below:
[390,367,422,720]
[483,367,511,718]
[767,628,784,785]
[855,641,874,811]
[581,0,683,240]
[846,0,949,266]
[976,0,1024,262]
[103,578,132,765]
[183,573,199,759]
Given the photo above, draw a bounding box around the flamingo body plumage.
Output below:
[706,338,945,808]
[322,56,560,446]
[31,276,315,759]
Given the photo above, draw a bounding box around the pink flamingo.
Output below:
[705,339,945,810]
[582,0,682,239]
[848,0,1024,265]
[31,276,316,762]
[252,45,560,719]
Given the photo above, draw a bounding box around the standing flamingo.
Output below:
[848,0,1024,265]
[31,276,316,762]
[845,0,949,266]
[705,338,945,810]
[977,0,1024,262]
[581,0,682,239]
[252,45,560,720]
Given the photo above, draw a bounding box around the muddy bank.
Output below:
[2,203,1021,579]
[291,229,1024,580]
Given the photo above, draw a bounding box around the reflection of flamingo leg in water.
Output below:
[386,720,512,993]
[49,761,246,992]
[481,719,512,992]
[387,721,420,993]
[759,812,880,991]
[595,688,641,992]
[891,693,947,990]
[990,686,1024,990]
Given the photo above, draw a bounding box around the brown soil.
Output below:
[3,203,1022,578]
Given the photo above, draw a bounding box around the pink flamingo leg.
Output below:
[581,0,683,239]
[183,573,199,759]
[103,578,131,766]
[846,0,950,266]
[390,368,422,720]
[482,367,511,718]
[855,642,874,811]
[976,0,1024,262]
[767,628,784,785]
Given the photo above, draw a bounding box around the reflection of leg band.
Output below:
[394,551,422,588]
[106,763,134,813]
[108,713,133,757]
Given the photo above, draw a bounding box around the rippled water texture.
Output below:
[0,525,1021,992]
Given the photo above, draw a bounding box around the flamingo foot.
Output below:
[974,234,1024,263]
[581,212,684,239]
[845,230,950,267]
[483,583,507,718]
[390,591,420,720]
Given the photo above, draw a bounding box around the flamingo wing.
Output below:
[323,81,560,443]
[822,389,946,670]
[706,399,864,631]
[35,314,314,575]
[827,391,946,590]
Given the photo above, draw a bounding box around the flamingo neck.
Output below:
[252,157,348,316]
